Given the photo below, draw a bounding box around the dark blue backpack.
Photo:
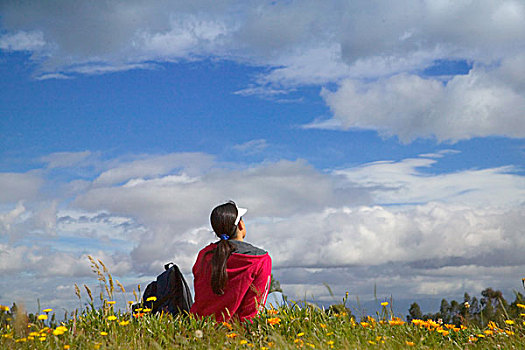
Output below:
[134,263,193,316]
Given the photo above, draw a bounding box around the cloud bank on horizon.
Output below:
[1,0,524,141]
[1,150,524,310]
[0,0,524,312]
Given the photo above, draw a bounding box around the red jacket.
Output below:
[190,242,272,322]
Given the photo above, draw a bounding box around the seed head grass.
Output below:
[1,259,524,349]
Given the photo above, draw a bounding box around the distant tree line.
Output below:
[407,288,525,327]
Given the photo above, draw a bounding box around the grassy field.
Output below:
[1,298,524,349]
[1,258,524,349]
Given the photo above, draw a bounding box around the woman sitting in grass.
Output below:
[190,201,272,322]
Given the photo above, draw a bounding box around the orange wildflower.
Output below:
[267,317,281,325]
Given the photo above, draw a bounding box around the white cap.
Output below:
[234,205,247,226]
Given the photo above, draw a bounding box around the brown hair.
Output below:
[207,201,240,295]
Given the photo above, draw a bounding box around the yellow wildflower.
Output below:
[319,323,327,328]
[405,341,415,346]
[326,332,334,336]
[42,308,53,313]
[128,301,134,305]
[100,331,108,336]
[381,302,389,306]
[368,340,376,345]
[107,315,117,321]
[477,334,485,338]
[52,326,67,336]
[143,308,152,312]
[484,330,494,335]
[119,321,130,326]
[15,338,27,343]
[297,332,304,337]
[505,320,515,325]
[222,322,233,330]
[360,322,369,328]
[107,301,116,305]
[38,314,48,320]
[327,340,334,345]
[240,340,248,345]
[516,303,525,309]
[226,332,238,339]
[505,330,515,335]
[64,346,70,350]
[146,296,157,302]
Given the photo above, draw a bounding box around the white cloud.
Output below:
[0,172,43,203]
[2,1,525,141]
[256,203,524,270]
[93,152,214,186]
[0,30,45,51]
[232,139,268,154]
[1,151,524,312]
[317,59,525,142]
[2,1,523,80]
[234,86,295,98]
[418,149,459,159]
[68,62,160,76]
[35,73,72,80]
[41,151,93,169]
[333,157,525,207]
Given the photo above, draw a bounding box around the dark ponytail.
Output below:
[207,201,239,295]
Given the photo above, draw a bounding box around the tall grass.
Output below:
[1,257,524,349]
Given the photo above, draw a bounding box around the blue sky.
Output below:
[0,1,524,315]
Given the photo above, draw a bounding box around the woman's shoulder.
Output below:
[197,242,216,255]
[230,241,267,256]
